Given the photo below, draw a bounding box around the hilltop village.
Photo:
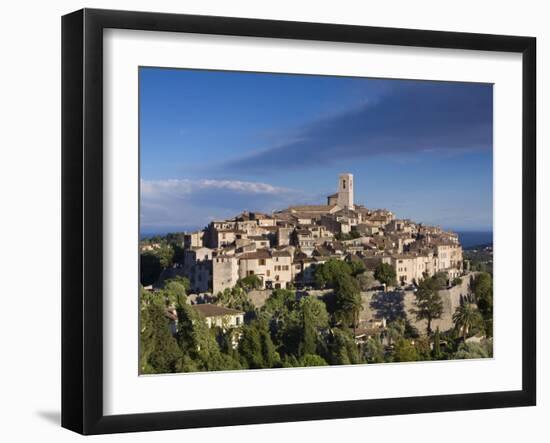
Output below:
[144,173,463,295]
[139,174,493,374]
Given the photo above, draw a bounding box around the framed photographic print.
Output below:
[61,8,536,435]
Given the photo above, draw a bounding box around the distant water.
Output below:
[456,231,493,249]
[140,232,162,240]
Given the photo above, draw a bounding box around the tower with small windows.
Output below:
[337,173,354,209]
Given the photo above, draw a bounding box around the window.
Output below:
[343,179,346,189]
[259,259,266,266]
[266,270,271,277]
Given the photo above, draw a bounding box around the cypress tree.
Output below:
[433,327,442,359]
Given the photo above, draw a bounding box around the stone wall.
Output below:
[248,290,273,308]
[359,273,476,333]
[213,273,478,334]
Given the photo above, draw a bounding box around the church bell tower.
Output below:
[337,173,354,209]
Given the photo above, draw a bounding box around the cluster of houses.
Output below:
[147,173,464,296]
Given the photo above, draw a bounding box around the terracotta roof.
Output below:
[238,249,271,260]
[248,235,269,240]
[354,205,371,214]
[369,216,391,222]
[288,205,337,213]
[192,304,244,317]
[291,212,323,219]
[335,208,358,216]
[356,221,377,228]
[313,246,331,256]
[353,327,382,337]
[272,250,291,257]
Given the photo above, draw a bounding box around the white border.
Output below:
[103,29,523,416]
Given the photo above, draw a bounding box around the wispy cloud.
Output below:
[220,81,493,173]
[140,178,310,232]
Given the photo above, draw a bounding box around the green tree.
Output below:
[374,262,397,288]
[387,319,406,345]
[472,272,492,300]
[432,272,448,289]
[357,272,375,291]
[237,274,262,291]
[162,277,189,306]
[155,244,175,269]
[472,272,493,337]
[174,302,242,371]
[333,273,363,330]
[328,328,363,365]
[299,296,329,356]
[140,253,162,286]
[414,336,432,361]
[364,336,385,363]
[452,302,484,340]
[239,320,281,369]
[139,300,182,374]
[454,339,493,359]
[348,259,366,277]
[410,277,443,335]
[261,289,298,318]
[175,303,211,354]
[313,259,352,289]
[259,289,299,353]
[300,354,328,367]
[393,338,419,362]
[216,286,255,313]
[433,327,442,359]
[452,277,463,286]
[261,291,329,359]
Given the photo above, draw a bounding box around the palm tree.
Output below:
[452,303,483,340]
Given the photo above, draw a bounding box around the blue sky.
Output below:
[140,67,493,234]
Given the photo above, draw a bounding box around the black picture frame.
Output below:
[62,8,536,435]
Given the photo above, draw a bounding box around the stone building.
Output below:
[172,173,464,294]
[183,231,204,249]
[212,255,239,294]
[182,247,213,292]
[192,304,244,329]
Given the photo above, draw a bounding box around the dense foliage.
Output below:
[139,237,494,374]
[374,262,397,287]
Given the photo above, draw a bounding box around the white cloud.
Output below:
[140,178,305,232]
[141,178,287,197]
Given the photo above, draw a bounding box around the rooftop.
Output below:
[288,204,338,213]
[192,304,244,317]
[238,249,272,260]
[272,250,292,257]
